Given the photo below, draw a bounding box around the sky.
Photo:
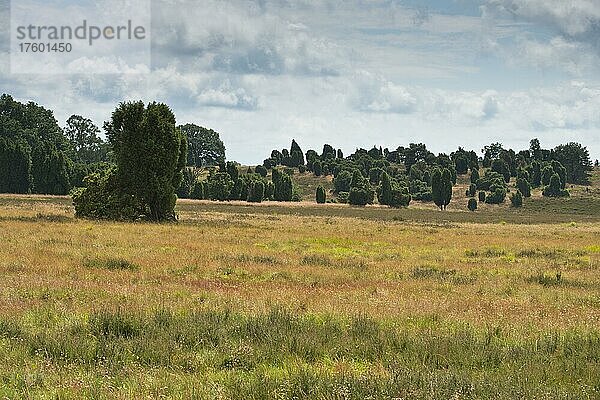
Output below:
[1,0,599,163]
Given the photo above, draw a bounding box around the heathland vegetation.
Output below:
[0,193,599,398]
[1,94,600,398]
[1,94,597,222]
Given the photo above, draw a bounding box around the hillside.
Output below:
[229,165,600,218]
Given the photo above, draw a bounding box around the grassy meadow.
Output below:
[0,175,600,398]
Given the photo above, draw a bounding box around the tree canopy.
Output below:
[432,168,452,210]
[74,101,187,221]
[0,94,72,194]
[65,115,108,164]
[552,142,593,185]
[180,124,225,167]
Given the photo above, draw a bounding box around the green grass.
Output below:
[83,257,140,271]
[291,170,335,202]
[0,307,599,399]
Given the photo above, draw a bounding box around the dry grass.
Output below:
[0,195,598,331]
[0,193,599,398]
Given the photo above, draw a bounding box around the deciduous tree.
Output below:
[65,115,107,164]
[180,124,225,167]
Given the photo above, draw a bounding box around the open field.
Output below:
[0,192,599,398]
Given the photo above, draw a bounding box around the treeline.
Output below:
[176,134,593,212]
[237,137,593,209]
[0,95,104,195]
[0,94,596,221]
[0,95,227,197]
[177,162,296,203]
[0,95,113,195]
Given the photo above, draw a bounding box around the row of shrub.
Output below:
[177,163,299,203]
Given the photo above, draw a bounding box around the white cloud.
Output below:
[353,72,499,123]
[1,0,599,163]
[151,0,345,76]
[503,81,600,131]
[484,0,600,37]
[67,58,151,75]
[482,0,600,75]
[197,82,258,110]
